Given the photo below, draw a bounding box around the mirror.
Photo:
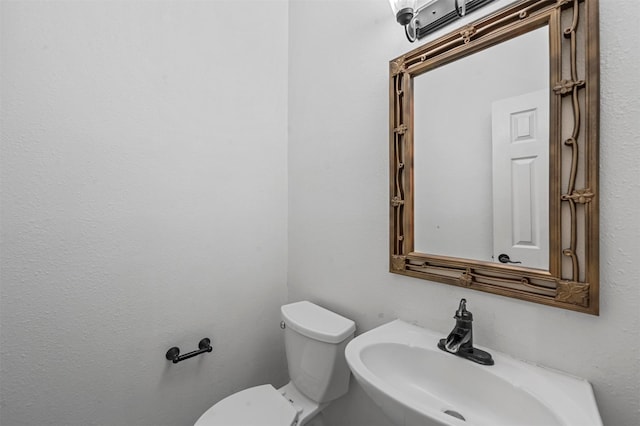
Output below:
[414,26,550,270]
[389,0,600,314]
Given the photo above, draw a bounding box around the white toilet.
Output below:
[194,301,356,426]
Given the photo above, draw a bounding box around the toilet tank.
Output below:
[281,301,356,404]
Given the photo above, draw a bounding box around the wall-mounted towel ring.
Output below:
[166,338,212,364]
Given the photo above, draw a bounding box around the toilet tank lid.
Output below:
[281,301,355,344]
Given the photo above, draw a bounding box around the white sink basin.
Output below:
[345,320,601,426]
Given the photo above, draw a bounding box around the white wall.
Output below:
[0,1,289,425]
[288,1,640,426]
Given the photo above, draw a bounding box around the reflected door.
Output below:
[491,89,549,270]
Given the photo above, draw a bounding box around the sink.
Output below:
[345,320,602,426]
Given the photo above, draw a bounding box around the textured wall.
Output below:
[0,1,289,425]
[2,1,638,425]
[288,1,639,425]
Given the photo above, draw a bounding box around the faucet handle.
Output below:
[456,299,467,316]
[454,298,473,320]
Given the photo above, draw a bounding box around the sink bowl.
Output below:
[345,320,601,426]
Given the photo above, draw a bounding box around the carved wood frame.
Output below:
[389,0,599,314]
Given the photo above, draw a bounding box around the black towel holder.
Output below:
[166,338,212,364]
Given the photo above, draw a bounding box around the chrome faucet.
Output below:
[438,299,494,366]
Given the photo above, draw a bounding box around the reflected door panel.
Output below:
[491,89,549,270]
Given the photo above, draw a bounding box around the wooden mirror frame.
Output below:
[389,0,599,314]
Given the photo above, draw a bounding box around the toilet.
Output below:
[194,301,356,426]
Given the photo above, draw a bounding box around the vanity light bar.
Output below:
[415,0,496,39]
[390,0,497,42]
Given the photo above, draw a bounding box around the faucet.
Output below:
[437,299,494,366]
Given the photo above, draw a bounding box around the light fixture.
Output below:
[388,0,418,25]
[389,0,496,43]
[388,0,419,41]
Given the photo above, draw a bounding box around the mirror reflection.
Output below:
[413,26,550,270]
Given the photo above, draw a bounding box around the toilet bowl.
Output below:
[194,301,356,426]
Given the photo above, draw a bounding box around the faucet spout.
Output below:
[444,329,471,353]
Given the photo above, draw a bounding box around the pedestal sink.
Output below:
[345,320,601,426]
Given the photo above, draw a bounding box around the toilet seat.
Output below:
[194,384,299,426]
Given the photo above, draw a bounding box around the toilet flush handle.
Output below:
[280,321,286,329]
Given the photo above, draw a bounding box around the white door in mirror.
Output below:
[492,89,549,270]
